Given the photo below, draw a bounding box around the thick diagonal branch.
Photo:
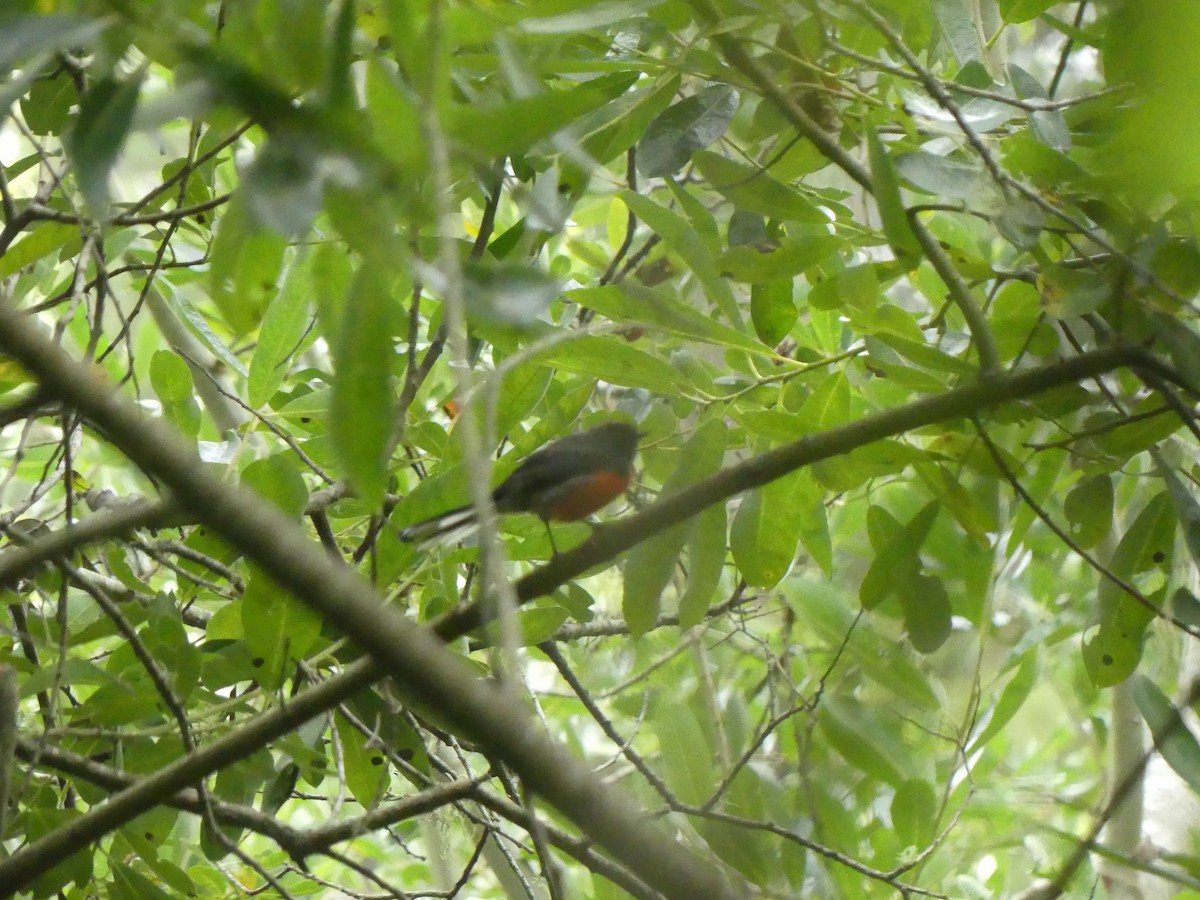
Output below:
[429,344,1150,637]
[0,306,734,900]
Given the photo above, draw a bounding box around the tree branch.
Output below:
[0,304,735,899]
[15,733,482,862]
[429,343,1151,640]
[0,499,181,589]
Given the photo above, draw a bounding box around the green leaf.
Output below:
[209,753,273,816]
[797,372,851,431]
[808,263,880,317]
[859,502,939,610]
[116,839,191,895]
[892,778,937,846]
[1083,492,1175,687]
[518,0,664,33]
[447,73,638,157]
[624,418,726,635]
[331,261,396,507]
[666,178,720,252]
[66,72,143,215]
[0,15,105,72]
[1039,265,1109,319]
[148,348,201,441]
[241,455,309,519]
[21,70,74,135]
[112,859,175,900]
[144,594,201,702]
[967,650,1039,754]
[692,150,827,222]
[1008,63,1070,151]
[0,222,79,279]
[209,196,288,336]
[205,601,243,641]
[241,567,322,689]
[1174,587,1200,629]
[999,0,1058,23]
[20,658,121,699]
[493,360,553,440]
[819,700,908,786]
[695,760,772,883]
[992,280,1055,360]
[932,0,981,64]
[536,335,678,391]
[1150,313,1200,396]
[718,236,842,283]
[581,75,681,165]
[160,283,250,377]
[519,605,570,645]
[730,469,806,589]
[1161,463,1200,568]
[866,125,921,268]
[24,807,93,894]
[365,58,426,174]
[637,84,739,178]
[1133,675,1200,795]
[505,379,596,460]
[568,284,763,353]
[1093,397,1184,460]
[814,441,930,492]
[795,472,832,577]
[619,189,741,324]
[750,281,796,346]
[868,331,978,376]
[335,712,390,808]
[895,151,988,200]
[915,462,996,543]
[679,501,728,628]
[248,256,314,407]
[802,582,941,710]
[653,696,715,805]
[463,261,559,326]
[899,573,952,653]
[727,208,768,246]
[1008,448,1067,553]
[1063,475,1114,550]
[149,350,193,404]
[1102,491,1175,595]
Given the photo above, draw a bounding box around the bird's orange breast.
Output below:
[542,469,631,521]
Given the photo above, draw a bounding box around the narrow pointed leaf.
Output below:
[625,419,726,635]
[331,262,396,507]
[866,125,921,268]
[1133,675,1200,795]
[637,84,738,178]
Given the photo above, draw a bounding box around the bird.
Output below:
[397,421,641,551]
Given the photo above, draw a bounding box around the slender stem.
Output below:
[418,0,523,674]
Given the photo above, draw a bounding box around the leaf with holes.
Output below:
[1083,492,1174,687]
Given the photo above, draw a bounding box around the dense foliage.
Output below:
[2,1,1200,898]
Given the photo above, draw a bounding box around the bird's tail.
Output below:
[396,505,479,544]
